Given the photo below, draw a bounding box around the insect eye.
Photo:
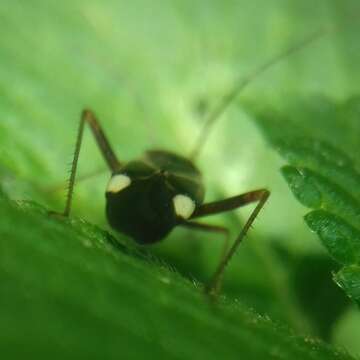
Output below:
[106,174,131,193]
[172,194,195,219]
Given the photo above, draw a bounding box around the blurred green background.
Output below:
[0,0,359,357]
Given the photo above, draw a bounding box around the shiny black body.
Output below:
[106,150,205,244]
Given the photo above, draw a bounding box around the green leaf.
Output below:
[1,0,360,358]
[305,210,360,265]
[335,266,360,303]
[248,96,360,306]
[0,195,354,359]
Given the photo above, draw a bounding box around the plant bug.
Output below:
[55,29,327,297]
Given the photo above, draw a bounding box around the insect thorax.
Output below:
[105,150,205,244]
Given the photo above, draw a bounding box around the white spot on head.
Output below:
[173,194,195,219]
[106,174,131,193]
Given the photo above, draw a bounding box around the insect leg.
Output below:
[61,109,121,217]
[181,221,229,236]
[181,221,230,261]
[190,189,270,297]
[181,221,230,289]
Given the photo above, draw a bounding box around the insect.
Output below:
[55,30,326,297]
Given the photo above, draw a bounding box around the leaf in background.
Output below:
[246,95,360,306]
[290,254,349,341]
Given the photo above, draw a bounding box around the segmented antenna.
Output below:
[189,28,329,160]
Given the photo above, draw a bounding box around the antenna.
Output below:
[189,28,329,160]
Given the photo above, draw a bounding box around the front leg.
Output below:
[55,109,121,217]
